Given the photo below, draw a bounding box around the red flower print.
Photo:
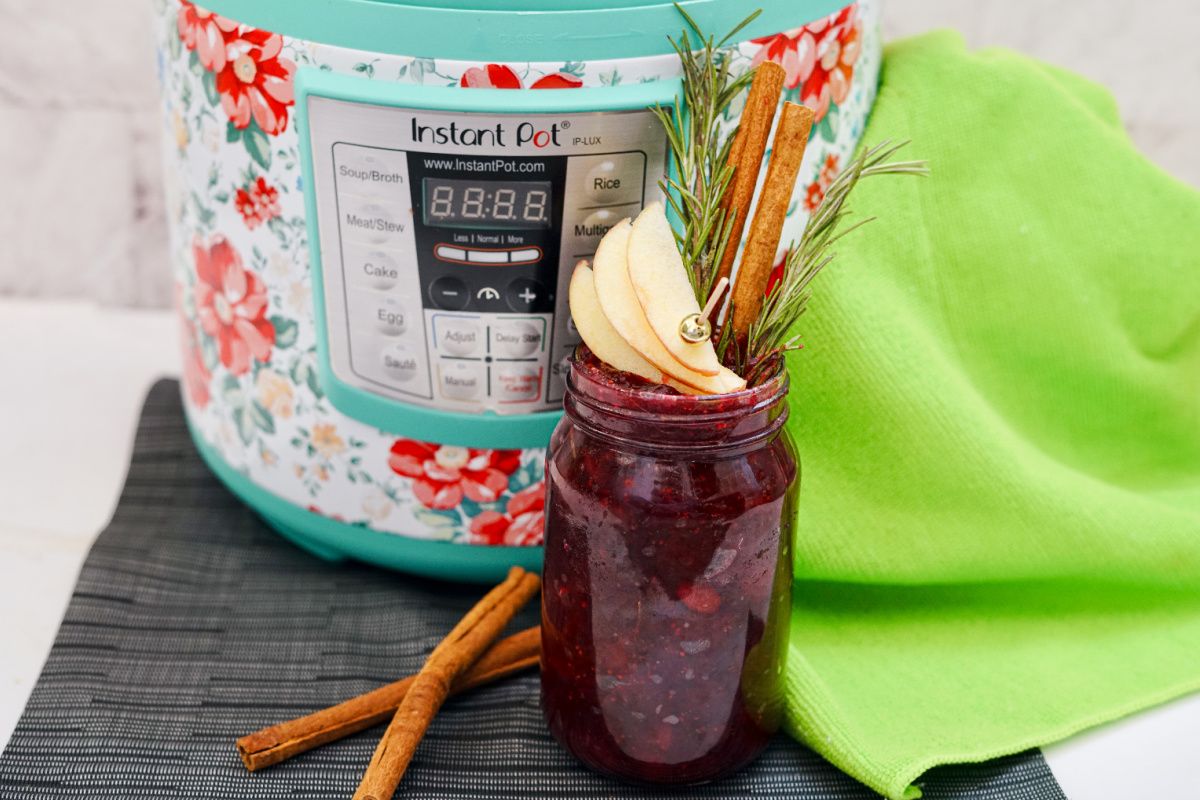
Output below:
[751,3,862,122]
[460,64,523,89]
[177,1,237,72]
[468,483,546,546]
[234,176,282,229]
[802,179,826,213]
[459,65,583,90]
[530,72,583,89]
[175,283,212,410]
[387,440,522,510]
[820,153,840,186]
[215,27,296,135]
[192,234,275,376]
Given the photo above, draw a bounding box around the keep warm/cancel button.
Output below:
[495,365,542,403]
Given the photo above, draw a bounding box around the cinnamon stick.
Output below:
[353,567,542,800]
[713,61,786,292]
[236,627,541,771]
[730,102,815,337]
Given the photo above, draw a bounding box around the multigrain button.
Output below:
[379,343,419,382]
[437,318,482,356]
[360,250,400,291]
[429,276,469,310]
[372,297,408,336]
[438,362,483,400]
[491,320,542,358]
[495,364,541,402]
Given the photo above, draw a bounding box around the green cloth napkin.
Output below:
[781,30,1200,799]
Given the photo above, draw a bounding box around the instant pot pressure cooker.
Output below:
[155,0,881,580]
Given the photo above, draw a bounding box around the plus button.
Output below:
[505,277,547,313]
[519,288,537,304]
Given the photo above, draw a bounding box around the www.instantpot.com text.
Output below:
[422,156,547,174]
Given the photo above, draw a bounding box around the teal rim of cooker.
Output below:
[198,0,850,62]
[188,415,543,582]
[295,69,684,450]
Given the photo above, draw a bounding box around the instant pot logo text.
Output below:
[410,117,564,148]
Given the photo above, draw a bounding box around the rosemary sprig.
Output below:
[651,6,760,305]
[742,139,930,373]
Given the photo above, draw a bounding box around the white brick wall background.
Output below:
[1,0,1197,308]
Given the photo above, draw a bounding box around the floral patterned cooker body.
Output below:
[155,0,881,581]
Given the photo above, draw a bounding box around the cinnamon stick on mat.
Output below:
[236,626,541,771]
[714,60,786,291]
[730,101,816,337]
[353,566,542,800]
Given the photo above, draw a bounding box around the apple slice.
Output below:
[592,219,746,395]
[627,201,725,377]
[569,263,665,384]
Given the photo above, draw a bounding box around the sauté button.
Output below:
[438,362,483,400]
[495,364,541,402]
[437,318,482,356]
[360,250,399,291]
[379,343,419,382]
[491,320,542,358]
[429,276,469,310]
[373,297,408,336]
[505,278,546,312]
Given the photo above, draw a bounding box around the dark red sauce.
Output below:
[540,348,798,785]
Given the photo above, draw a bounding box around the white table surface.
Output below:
[0,297,1195,798]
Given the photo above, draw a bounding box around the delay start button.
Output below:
[491,320,542,358]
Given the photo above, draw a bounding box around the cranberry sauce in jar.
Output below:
[541,350,798,785]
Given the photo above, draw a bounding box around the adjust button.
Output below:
[436,318,482,357]
[429,276,469,310]
[505,277,546,313]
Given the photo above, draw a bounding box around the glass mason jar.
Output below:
[541,355,799,785]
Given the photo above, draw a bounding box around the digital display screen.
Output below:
[422,177,552,229]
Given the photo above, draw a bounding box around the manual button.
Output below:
[438,362,483,401]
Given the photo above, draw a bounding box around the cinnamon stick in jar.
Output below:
[236,626,540,771]
[729,102,816,337]
[353,566,542,800]
[713,61,786,292]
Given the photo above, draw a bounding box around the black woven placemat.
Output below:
[0,380,1067,800]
